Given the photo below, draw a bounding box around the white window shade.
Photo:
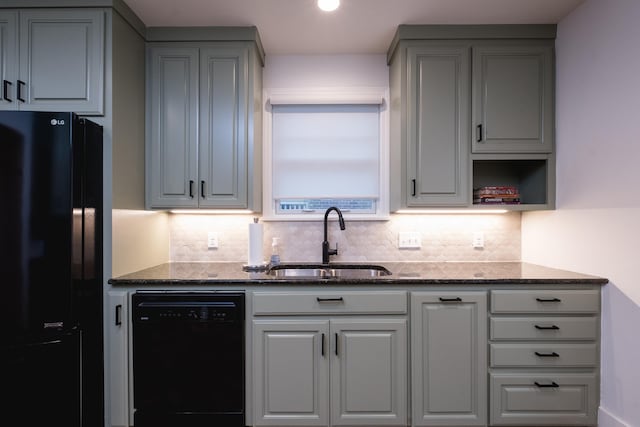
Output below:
[272,104,380,199]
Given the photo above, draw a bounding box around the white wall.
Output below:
[521,0,640,425]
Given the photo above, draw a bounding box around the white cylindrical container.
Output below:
[248,218,263,266]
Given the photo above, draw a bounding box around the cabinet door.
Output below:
[407,45,470,206]
[108,291,130,427]
[18,9,104,115]
[473,45,553,153]
[0,11,18,110]
[411,292,487,426]
[146,46,199,208]
[252,319,330,426]
[199,46,248,208]
[330,319,407,426]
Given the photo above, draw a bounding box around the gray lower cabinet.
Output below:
[108,291,131,427]
[0,8,104,115]
[252,319,330,426]
[146,37,262,210]
[489,289,600,426]
[410,291,487,426]
[252,291,408,426]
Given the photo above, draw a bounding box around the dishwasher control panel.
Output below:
[132,292,243,323]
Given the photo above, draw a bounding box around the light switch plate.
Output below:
[207,232,219,249]
[399,232,422,249]
[472,232,484,248]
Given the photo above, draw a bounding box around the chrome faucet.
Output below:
[322,207,346,264]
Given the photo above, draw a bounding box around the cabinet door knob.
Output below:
[476,124,483,142]
[200,180,205,199]
[321,333,325,357]
[189,180,194,198]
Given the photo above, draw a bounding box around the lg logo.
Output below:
[50,119,65,126]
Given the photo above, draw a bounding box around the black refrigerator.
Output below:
[0,111,104,427]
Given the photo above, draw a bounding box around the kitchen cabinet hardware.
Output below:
[411,179,416,197]
[534,381,560,388]
[535,324,560,330]
[334,332,339,356]
[536,297,562,302]
[17,80,25,103]
[535,351,560,357]
[200,180,205,199]
[115,304,122,326]
[476,124,483,142]
[439,297,463,302]
[317,297,344,302]
[3,80,12,102]
[189,180,194,198]
[321,333,325,356]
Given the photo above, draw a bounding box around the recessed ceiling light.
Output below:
[318,0,340,12]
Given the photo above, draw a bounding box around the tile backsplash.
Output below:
[170,212,521,263]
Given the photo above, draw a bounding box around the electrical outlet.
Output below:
[398,232,422,249]
[207,232,219,249]
[472,232,484,248]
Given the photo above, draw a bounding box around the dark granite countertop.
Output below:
[108,261,608,286]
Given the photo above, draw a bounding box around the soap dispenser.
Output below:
[270,237,281,266]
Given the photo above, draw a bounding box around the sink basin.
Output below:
[267,264,392,279]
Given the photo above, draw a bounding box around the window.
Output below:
[263,88,389,220]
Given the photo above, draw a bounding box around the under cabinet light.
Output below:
[318,0,340,12]
[395,209,508,214]
[169,209,255,215]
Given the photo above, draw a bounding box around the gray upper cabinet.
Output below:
[146,29,263,210]
[0,9,104,115]
[147,46,199,208]
[472,45,554,153]
[405,45,470,207]
[388,25,556,210]
[199,47,248,208]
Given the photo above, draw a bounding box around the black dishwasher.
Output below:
[132,291,245,427]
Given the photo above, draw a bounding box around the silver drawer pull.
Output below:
[536,297,562,302]
[535,381,559,388]
[534,324,560,330]
[535,351,560,357]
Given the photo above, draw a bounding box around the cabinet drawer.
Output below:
[490,343,598,367]
[490,317,598,340]
[253,291,407,315]
[491,289,600,314]
[490,373,597,425]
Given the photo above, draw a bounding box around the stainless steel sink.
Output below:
[267,264,392,279]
